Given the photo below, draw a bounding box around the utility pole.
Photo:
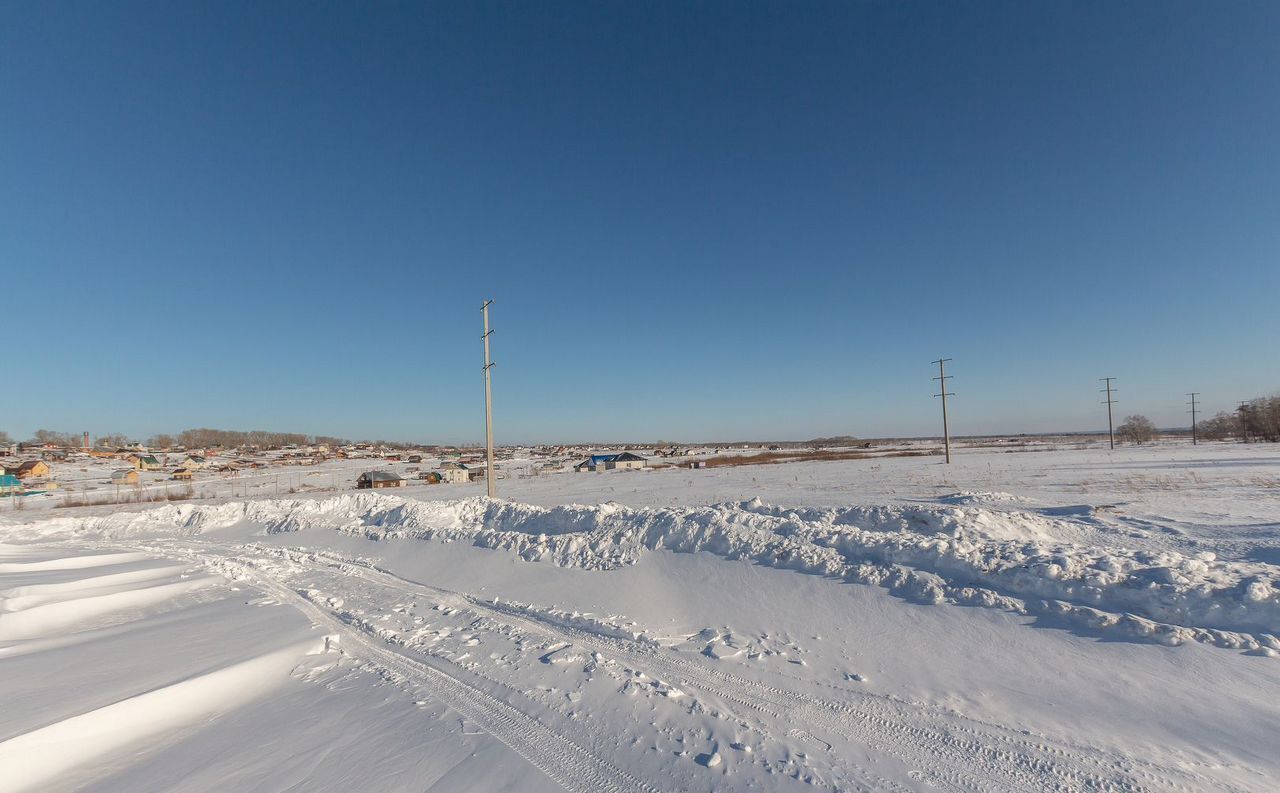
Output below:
[1238,401,1250,444]
[1100,377,1117,450]
[1186,393,1200,445]
[932,358,954,464]
[481,300,497,498]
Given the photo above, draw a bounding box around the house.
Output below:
[5,460,51,480]
[171,468,194,481]
[418,471,442,484]
[111,469,140,485]
[183,454,207,470]
[0,474,22,496]
[573,452,648,473]
[441,465,470,484]
[407,455,423,464]
[127,454,162,471]
[356,471,404,489]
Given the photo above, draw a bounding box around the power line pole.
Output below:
[481,299,497,498]
[1186,392,1200,445]
[1100,377,1117,450]
[1238,401,1250,444]
[932,358,954,464]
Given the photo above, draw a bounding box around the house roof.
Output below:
[359,471,402,481]
[111,469,136,479]
[583,452,647,465]
[139,455,160,465]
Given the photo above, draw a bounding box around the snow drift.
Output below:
[11,492,1280,652]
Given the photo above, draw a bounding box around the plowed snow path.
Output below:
[110,538,1261,793]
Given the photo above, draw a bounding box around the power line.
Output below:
[932,358,954,464]
[481,300,497,498]
[1186,392,1200,445]
[1100,377,1117,450]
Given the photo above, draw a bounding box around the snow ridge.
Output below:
[15,492,1280,652]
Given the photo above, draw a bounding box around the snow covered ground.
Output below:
[2,442,1278,791]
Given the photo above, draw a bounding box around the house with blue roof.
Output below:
[573,452,647,472]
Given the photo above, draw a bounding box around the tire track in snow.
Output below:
[167,549,661,793]
[285,546,1248,793]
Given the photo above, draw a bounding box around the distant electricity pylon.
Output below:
[1187,392,1200,445]
[932,358,954,464]
[1100,377,1117,450]
[481,300,497,498]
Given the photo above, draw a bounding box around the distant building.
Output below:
[111,469,140,485]
[418,471,442,483]
[442,465,470,484]
[574,452,648,473]
[357,471,404,489]
[0,474,22,496]
[127,454,162,471]
[407,455,423,464]
[171,468,194,481]
[183,454,207,470]
[5,460,51,480]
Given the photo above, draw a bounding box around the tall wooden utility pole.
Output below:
[481,300,497,498]
[932,358,954,464]
[1187,392,1200,445]
[1238,401,1250,444]
[1100,377,1117,450]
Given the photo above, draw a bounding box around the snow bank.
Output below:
[9,492,1280,651]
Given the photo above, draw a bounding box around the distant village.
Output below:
[0,431,748,503]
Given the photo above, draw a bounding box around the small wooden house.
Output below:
[111,469,140,485]
[441,465,470,484]
[6,460,51,480]
[171,468,194,481]
[418,471,442,484]
[356,471,405,489]
[127,454,162,471]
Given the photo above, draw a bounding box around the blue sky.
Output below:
[2,2,1277,444]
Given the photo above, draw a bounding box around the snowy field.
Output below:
[2,442,1279,792]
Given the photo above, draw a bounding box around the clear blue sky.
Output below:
[3,2,1277,444]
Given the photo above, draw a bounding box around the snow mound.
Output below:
[9,493,1280,652]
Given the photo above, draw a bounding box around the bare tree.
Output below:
[1196,412,1238,441]
[0,430,12,445]
[94,433,132,449]
[1116,415,1158,445]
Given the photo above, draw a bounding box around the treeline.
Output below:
[1197,394,1280,442]
[7,427,427,450]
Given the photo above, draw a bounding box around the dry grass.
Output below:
[57,485,199,509]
